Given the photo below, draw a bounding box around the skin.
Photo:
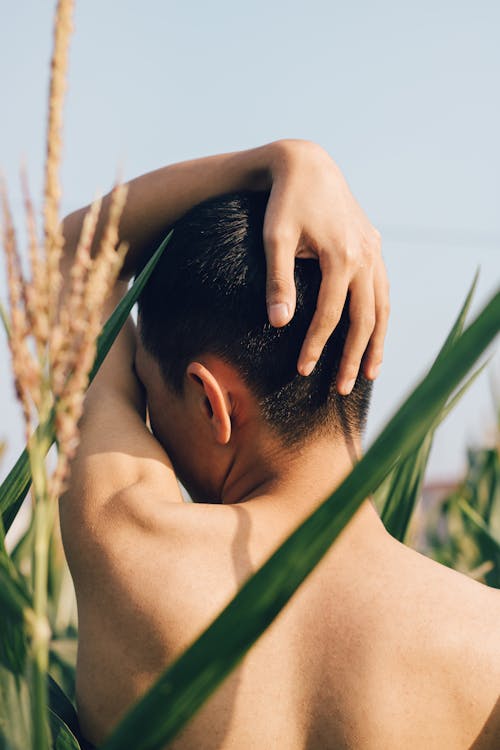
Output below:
[59,142,500,748]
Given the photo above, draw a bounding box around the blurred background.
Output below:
[1,0,499,506]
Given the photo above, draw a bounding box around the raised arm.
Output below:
[59,139,388,546]
[63,139,388,392]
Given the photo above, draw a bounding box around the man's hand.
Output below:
[263,140,389,395]
[63,139,388,395]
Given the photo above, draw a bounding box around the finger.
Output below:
[297,263,350,376]
[263,224,299,327]
[337,275,376,395]
[363,267,390,380]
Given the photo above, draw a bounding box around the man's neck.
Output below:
[221,427,366,506]
[219,427,390,571]
[222,425,358,498]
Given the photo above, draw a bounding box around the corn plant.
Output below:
[0,2,164,746]
[374,270,486,542]
[423,417,500,587]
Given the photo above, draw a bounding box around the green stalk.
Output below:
[27,427,54,750]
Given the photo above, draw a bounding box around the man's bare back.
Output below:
[58,140,499,749]
[62,488,500,750]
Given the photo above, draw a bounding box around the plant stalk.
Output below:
[28,429,54,750]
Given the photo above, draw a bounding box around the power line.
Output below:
[380,226,500,249]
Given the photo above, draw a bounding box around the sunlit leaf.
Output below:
[49,710,81,750]
[433,268,478,365]
[48,675,79,739]
[378,273,483,541]
[0,555,32,675]
[457,496,500,552]
[0,665,31,750]
[380,362,487,540]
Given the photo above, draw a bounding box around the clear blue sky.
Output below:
[1,0,499,485]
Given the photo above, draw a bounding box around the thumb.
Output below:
[264,234,298,328]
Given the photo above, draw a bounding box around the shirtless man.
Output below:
[60,140,500,749]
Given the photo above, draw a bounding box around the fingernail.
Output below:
[300,360,316,376]
[341,378,356,395]
[371,364,381,379]
[268,303,289,327]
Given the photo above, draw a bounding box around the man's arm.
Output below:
[59,139,388,525]
[63,139,389,389]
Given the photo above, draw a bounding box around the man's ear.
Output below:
[186,361,232,445]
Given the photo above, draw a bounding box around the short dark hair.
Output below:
[137,191,372,444]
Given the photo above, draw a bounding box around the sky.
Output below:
[1,0,499,491]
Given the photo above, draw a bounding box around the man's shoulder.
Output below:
[68,485,293,612]
[69,485,247,569]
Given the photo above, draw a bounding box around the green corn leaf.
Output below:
[88,230,173,382]
[0,556,32,675]
[481,448,500,529]
[487,449,500,538]
[378,274,482,541]
[457,496,500,553]
[0,557,32,624]
[380,432,433,540]
[49,639,78,704]
[379,362,487,540]
[48,675,80,748]
[0,665,31,750]
[0,503,6,553]
[9,511,35,583]
[433,268,479,366]
[0,613,28,676]
[100,287,499,750]
[439,361,488,424]
[0,231,173,534]
[49,710,81,750]
[0,419,53,536]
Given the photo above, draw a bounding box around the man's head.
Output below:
[136,191,372,501]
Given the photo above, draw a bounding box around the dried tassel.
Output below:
[20,167,45,348]
[52,186,127,493]
[50,196,101,395]
[0,180,37,438]
[43,0,74,332]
